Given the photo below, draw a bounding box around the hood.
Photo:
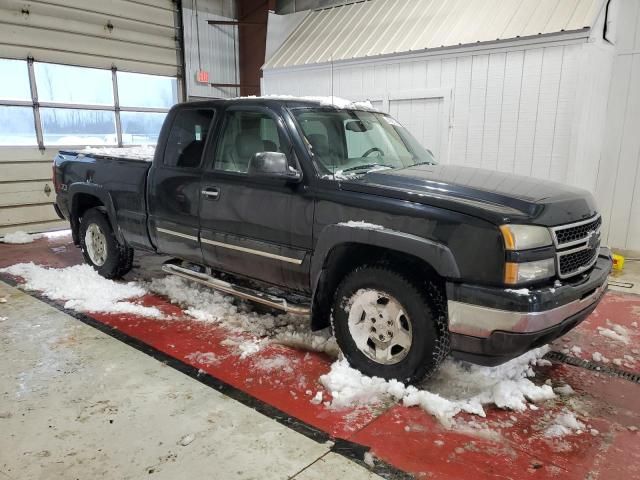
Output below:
[342,164,597,226]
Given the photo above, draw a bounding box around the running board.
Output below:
[161,261,311,316]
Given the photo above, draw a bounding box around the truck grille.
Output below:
[551,214,601,279]
[554,216,602,246]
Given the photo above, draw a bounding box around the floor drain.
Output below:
[544,350,640,384]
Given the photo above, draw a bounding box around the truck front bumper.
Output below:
[446,247,612,366]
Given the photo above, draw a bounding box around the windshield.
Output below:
[293,109,436,179]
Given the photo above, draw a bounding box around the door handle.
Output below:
[201,187,220,199]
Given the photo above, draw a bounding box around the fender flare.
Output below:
[311,224,460,294]
[68,183,124,244]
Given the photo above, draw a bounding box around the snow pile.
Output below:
[2,231,41,244]
[554,384,575,396]
[185,351,219,366]
[148,275,338,356]
[592,352,609,363]
[0,263,161,317]
[79,145,155,161]
[544,411,585,438]
[320,347,556,426]
[597,325,630,344]
[254,354,296,374]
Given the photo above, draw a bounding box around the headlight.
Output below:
[499,225,552,250]
[504,258,555,285]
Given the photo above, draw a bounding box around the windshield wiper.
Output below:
[340,163,391,173]
[411,161,437,166]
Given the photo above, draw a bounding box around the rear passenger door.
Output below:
[199,106,313,292]
[148,107,215,264]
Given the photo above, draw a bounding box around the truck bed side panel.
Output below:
[56,153,153,250]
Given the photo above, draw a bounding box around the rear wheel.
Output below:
[331,265,449,383]
[79,208,133,279]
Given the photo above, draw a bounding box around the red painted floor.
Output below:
[1,234,640,479]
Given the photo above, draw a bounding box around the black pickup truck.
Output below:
[53,97,611,382]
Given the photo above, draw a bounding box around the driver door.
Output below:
[198,106,313,292]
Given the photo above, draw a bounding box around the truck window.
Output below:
[214,110,283,173]
[164,108,215,168]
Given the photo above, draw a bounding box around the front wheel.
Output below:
[79,208,133,279]
[331,265,449,383]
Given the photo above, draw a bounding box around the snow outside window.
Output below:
[0,57,178,147]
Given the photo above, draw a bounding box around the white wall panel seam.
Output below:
[547,46,566,179]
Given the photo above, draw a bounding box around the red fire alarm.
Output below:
[196,70,209,84]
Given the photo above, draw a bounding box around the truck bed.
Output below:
[54,147,154,250]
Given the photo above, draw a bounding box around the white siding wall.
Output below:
[264,3,640,251]
[594,0,640,251]
[263,39,587,189]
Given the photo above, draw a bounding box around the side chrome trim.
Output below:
[162,262,310,315]
[157,227,198,242]
[201,237,304,265]
[448,280,608,338]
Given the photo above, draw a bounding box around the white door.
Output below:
[389,97,444,160]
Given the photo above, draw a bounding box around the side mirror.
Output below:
[248,152,301,182]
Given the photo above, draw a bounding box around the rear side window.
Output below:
[164,109,215,168]
[214,110,283,173]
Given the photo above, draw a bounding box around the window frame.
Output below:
[161,107,217,170]
[0,57,179,148]
[208,105,297,177]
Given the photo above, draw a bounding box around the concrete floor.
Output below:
[0,281,380,480]
[2,235,640,479]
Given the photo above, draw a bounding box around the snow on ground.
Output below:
[2,229,71,244]
[0,263,161,317]
[148,275,338,356]
[597,325,630,344]
[544,411,585,437]
[184,351,219,366]
[78,145,155,161]
[41,229,71,239]
[319,347,556,426]
[2,262,567,427]
[2,231,41,244]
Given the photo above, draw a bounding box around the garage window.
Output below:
[0,58,178,147]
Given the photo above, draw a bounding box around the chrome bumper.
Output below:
[447,279,608,338]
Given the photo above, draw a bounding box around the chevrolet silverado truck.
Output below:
[52,97,612,382]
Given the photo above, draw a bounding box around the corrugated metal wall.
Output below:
[594,0,640,252]
[182,0,239,99]
[0,0,180,236]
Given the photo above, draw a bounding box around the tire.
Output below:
[79,207,134,279]
[331,265,449,384]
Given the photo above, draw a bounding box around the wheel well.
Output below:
[71,194,105,243]
[311,243,445,330]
